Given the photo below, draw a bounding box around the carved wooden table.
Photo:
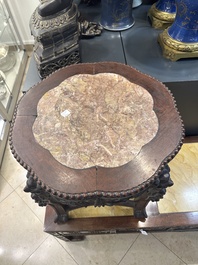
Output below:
[9,62,184,240]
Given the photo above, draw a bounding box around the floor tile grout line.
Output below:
[0,152,46,224]
[0,170,28,199]
[21,234,50,265]
[55,237,80,265]
[151,232,188,264]
[14,187,46,224]
[0,188,15,205]
[117,233,141,265]
[0,182,45,225]
[0,171,14,187]
[0,143,29,193]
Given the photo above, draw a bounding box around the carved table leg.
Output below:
[145,164,173,213]
[133,193,150,219]
[49,203,69,224]
[115,165,173,219]
[115,197,148,219]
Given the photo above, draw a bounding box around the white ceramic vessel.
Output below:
[132,0,142,8]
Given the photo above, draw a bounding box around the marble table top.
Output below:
[10,62,184,196]
[33,73,158,169]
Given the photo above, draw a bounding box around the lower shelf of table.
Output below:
[44,204,198,242]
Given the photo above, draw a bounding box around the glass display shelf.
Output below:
[0,0,28,165]
[0,1,8,35]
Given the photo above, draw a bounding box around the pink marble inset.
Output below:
[33,73,159,169]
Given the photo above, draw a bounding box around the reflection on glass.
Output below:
[0,70,7,100]
[0,114,5,141]
[0,44,16,72]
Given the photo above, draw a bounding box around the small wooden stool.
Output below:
[9,62,184,241]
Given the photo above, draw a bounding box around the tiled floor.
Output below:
[1,59,198,264]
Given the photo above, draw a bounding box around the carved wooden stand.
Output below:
[24,165,172,223]
[9,62,184,241]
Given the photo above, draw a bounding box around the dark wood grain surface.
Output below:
[44,205,198,234]
[10,62,184,196]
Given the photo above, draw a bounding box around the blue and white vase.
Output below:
[100,0,135,31]
[168,0,198,43]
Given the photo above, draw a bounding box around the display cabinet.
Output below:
[0,0,28,165]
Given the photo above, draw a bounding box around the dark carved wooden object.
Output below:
[38,0,73,17]
[23,165,172,223]
[9,62,184,226]
[30,1,102,78]
[30,2,80,79]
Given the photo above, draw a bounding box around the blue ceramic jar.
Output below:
[100,0,135,31]
[168,0,198,42]
[155,0,176,14]
[148,0,176,29]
